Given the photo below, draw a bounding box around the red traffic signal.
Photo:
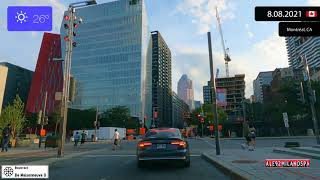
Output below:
[64,15,70,21]
[64,36,70,41]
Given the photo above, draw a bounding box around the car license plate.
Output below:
[156,144,166,149]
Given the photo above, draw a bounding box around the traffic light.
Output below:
[97,121,100,129]
[64,15,70,21]
[37,110,42,124]
[64,24,69,29]
[64,36,70,42]
[44,116,49,125]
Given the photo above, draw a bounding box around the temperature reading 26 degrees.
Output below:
[33,15,50,24]
[7,6,52,31]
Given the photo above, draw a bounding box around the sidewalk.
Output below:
[202,147,320,180]
[0,141,110,157]
[219,136,316,140]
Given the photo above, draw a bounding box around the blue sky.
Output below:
[0,0,319,101]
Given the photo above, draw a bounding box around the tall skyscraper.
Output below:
[203,81,212,104]
[151,31,172,127]
[286,37,320,75]
[0,62,33,114]
[253,71,273,103]
[60,0,151,123]
[26,33,63,115]
[177,74,194,110]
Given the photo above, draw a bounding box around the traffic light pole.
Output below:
[39,91,47,148]
[207,32,221,155]
[58,7,74,157]
[302,55,320,144]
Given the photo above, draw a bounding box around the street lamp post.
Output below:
[301,55,320,144]
[57,0,97,157]
[207,32,221,155]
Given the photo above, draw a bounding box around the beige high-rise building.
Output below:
[177,74,194,110]
[0,65,9,114]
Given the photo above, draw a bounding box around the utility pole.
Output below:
[39,91,47,148]
[94,107,98,142]
[301,55,320,144]
[207,32,221,155]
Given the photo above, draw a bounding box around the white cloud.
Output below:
[172,32,288,100]
[307,0,320,6]
[172,45,225,101]
[176,0,236,34]
[230,32,288,97]
[245,23,254,39]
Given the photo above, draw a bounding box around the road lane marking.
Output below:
[84,154,136,157]
[201,138,216,148]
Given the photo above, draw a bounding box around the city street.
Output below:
[47,139,229,180]
[1,137,319,179]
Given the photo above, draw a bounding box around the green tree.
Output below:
[100,106,136,128]
[67,108,96,130]
[189,104,227,126]
[0,95,25,140]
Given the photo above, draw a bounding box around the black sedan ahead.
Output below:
[136,128,190,168]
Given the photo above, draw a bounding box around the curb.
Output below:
[219,136,316,140]
[201,153,248,180]
[273,148,320,160]
[23,148,109,165]
[201,153,266,180]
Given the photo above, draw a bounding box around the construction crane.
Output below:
[216,7,231,77]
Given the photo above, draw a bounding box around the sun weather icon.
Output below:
[15,11,28,23]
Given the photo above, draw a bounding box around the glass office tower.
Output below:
[60,0,151,122]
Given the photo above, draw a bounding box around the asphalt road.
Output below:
[48,139,230,180]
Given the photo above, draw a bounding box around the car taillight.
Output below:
[171,141,187,148]
[138,141,152,148]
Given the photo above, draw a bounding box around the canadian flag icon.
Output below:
[306,11,318,17]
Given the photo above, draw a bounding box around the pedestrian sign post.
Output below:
[282,112,290,136]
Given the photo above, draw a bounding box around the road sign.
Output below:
[283,112,289,127]
[282,112,289,123]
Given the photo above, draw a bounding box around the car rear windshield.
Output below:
[145,129,180,138]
